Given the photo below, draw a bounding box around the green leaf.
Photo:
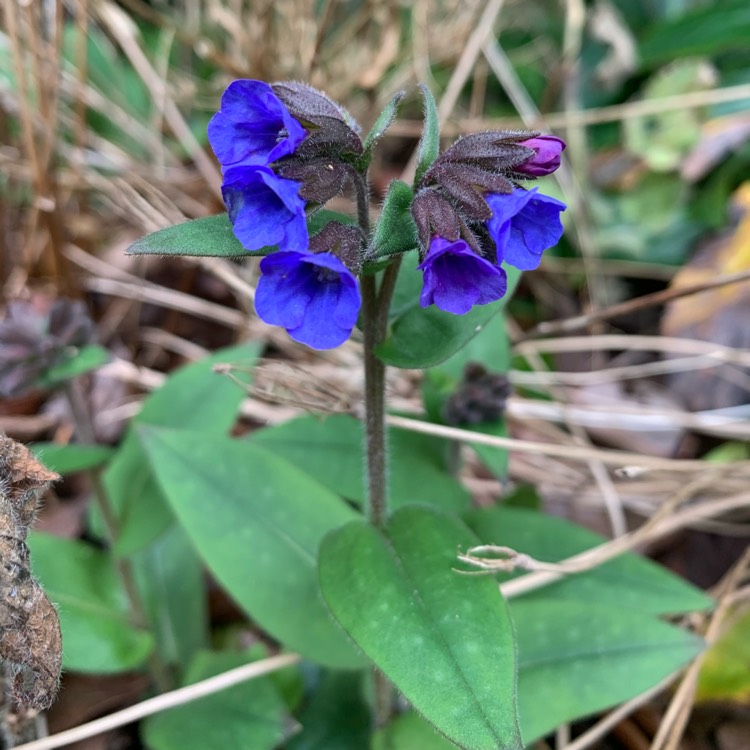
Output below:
[464,506,713,615]
[28,533,154,673]
[639,1,750,66]
[139,427,365,669]
[363,90,405,152]
[288,671,371,750]
[377,254,521,369]
[319,506,522,750]
[127,210,355,258]
[373,711,459,750]
[414,83,440,186]
[102,343,259,556]
[133,525,208,670]
[127,214,249,257]
[513,599,703,744]
[37,345,110,388]
[32,443,114,475]
[369,180,418,261]
[143,648,288,750]
[250,413,470,513]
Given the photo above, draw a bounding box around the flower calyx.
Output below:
[309,221,365,276]
[272,81,364,162]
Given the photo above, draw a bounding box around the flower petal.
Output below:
[255,251,361,349]
[418,237,507,315]
[487,188,566,270]
[207,79,306,169]
[222,166,308,253]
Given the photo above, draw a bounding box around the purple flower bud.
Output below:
[207,80,306,170]
[486,187,566,270]
[222,165,308,253]
[516,135,566,176]
[255,251,361,349]
[418,237,507,315]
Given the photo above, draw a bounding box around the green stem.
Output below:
[361,274,387,528]
[63,379,172,692]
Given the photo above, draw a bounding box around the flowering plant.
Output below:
[125,82,707,750]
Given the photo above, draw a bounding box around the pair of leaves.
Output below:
[141,419,709,749]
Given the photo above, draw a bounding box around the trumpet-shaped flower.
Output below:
[255,250,361,349]
[418,237,507,315]
[208,79,306,170]
[222,166,308,253]
[486,188,566,270]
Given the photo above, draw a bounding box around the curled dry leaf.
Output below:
[0,434,62,710]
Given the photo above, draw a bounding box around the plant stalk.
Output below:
[356,171,403,725]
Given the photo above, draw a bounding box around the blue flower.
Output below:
[255,251,361,349]
[486,188,566,270]
[222,166,308,253]
[208,79,306,170]
[418,237,507,315]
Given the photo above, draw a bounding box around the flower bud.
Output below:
[516,135,565,176]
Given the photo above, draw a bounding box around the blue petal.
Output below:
[486,188,566,270]
[222,166,308,253]
[255,251,361,349]
[418,238,507,315]
[255,252,315,329]
[207,80,305,169]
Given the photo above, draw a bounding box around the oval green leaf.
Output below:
[512,599,704,744]
[319,506,522,750]
[28,533,154,673]
[139,426,365,669]
[127,210,355,258]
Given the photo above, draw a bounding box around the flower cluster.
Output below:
[411,133,566,315]
[208,80,364,349]
[209,80,566,348]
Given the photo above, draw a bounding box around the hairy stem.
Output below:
[361,274,387,528]
[357,169,403,725]
[63,379,172,692]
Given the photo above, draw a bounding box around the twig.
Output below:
[514,333,750,369]
[522,268,750,340]
[387,83,750,137]
[559,671,683,750]
[13,653,300,750]
[649,549,750,750]
[385,414,711,470]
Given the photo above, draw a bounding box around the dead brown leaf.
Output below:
[0,435,62,710]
